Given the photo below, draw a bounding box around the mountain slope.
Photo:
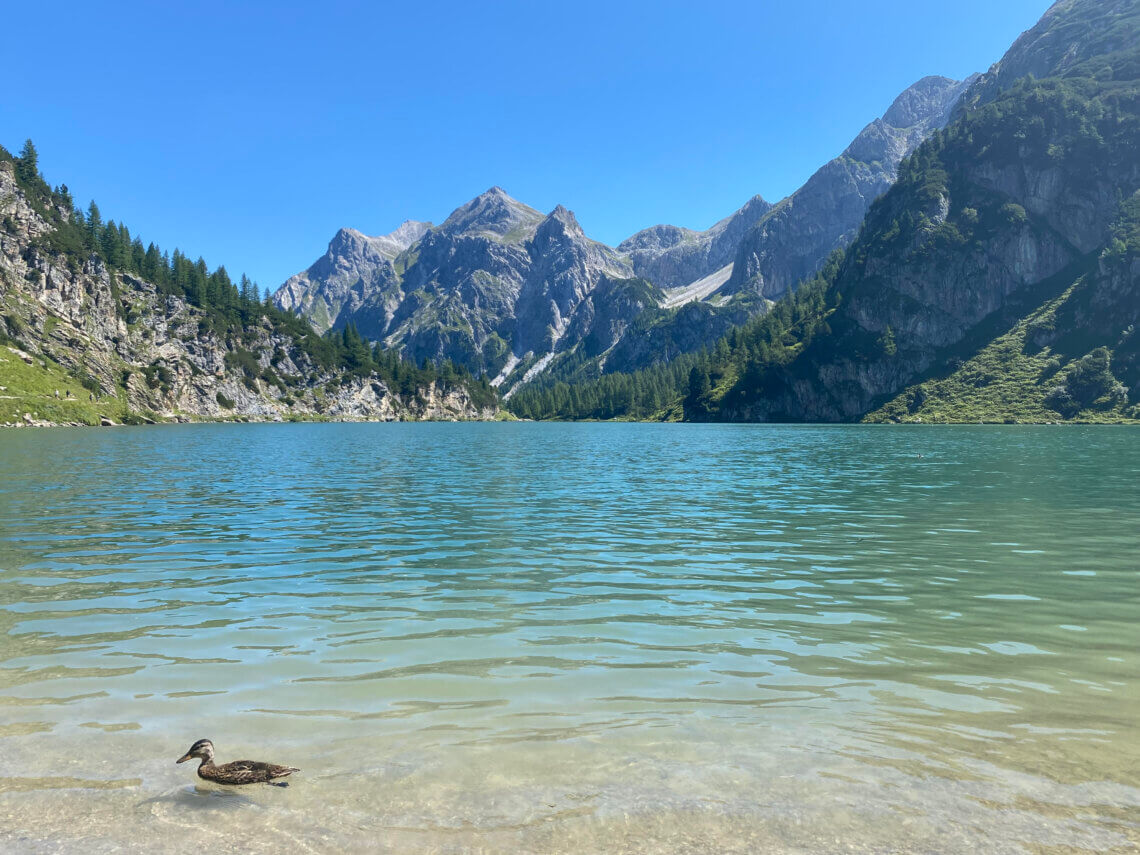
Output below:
[704,0,1140,423]
[618,194,772,291]
[275,220,430,334]
[0,151,497,426]
[725,75,975,301]
[962,0,1140,109]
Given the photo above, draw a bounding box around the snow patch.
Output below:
[662,263,734,308]
[491,353,521,387]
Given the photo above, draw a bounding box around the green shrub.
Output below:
[1045,347,1127,415]
[224,348,260,378]
[142,363,173,390]
[4,313,24,336]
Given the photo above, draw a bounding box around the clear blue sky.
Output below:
[3,0,1052,289]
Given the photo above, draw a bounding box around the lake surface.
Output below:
[0,423,1137,853]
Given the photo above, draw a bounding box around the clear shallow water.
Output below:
[0,423,1137,853]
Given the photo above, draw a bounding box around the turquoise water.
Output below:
[0,423,1137,853]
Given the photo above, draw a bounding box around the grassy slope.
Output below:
[866,274,1140,424]
[0,346,128,425]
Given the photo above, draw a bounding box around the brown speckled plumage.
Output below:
[176,738,299,786]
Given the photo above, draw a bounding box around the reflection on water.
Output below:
[0,423,1137,853]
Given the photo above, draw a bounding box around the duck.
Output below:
[176,738,299,786]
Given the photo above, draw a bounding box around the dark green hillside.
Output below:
[868,195,1140,423]
[670,43,1137,422]
[505,259,839,422]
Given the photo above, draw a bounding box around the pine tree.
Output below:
[16,139,38,184]
[86,201,103,251]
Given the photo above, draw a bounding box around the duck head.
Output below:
[176,738,215,765]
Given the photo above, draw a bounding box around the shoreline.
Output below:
[4,414,1138,429]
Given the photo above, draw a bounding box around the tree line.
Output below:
[506,256,840,422]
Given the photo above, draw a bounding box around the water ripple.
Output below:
[0,423,1138,852]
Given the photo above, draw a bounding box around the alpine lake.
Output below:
[0,423,1136,853]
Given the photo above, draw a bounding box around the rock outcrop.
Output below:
[274,220,430,334]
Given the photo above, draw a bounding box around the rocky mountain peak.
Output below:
[381,219,432,253]
[618,224,696,254]
[328,227,371,254]
[534,204,585,244]
[324,220,432,263]
[440,186,544,241]
[882,75,967,128]
[963,0,1140,108]
[729,194,772,225]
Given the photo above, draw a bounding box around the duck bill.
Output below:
[176,753,192,764]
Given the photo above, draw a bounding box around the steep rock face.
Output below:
[618,194,773,290]
[866,244,1140,424]
[0,162,494,425]
[555,276,665,362]
[275,221,429,335]
[727,75,975,300]
[389,205,536,369]
[514,206,633,356]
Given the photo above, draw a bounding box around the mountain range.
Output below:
[1,0,1135,427]
[506,0,1140,425]
[273,73,977,396]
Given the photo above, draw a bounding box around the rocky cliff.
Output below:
[0,160,496,427]
[275,220,430,334]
